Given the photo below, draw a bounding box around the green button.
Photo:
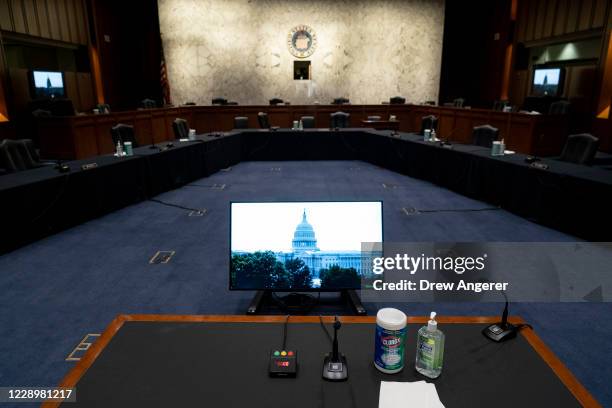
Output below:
[274,351,280,356]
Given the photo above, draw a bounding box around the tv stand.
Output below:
[343,289,367,315]
[247,290,269,315]
[245,289,367,315]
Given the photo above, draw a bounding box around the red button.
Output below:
[288,351,294,356]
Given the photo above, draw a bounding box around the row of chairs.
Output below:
[407,114,597,165]
[233,112,352,129]
[214,96,408,106]
[0,139,52,174]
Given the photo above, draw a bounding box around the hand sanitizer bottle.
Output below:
[431,129,437,142]
[116,141,123,157]
[415,312,445,378]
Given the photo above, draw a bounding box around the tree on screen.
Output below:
[231,251,286,288]
[284,258,313,289]
[319,265,360,289]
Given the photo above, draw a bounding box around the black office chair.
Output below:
[453,98,465,108]
[31,109,52,118]
[234,116,249,129]
[332,97,350,105]
[420,115,438,135]
[257,112,270,128]
[558,133,599,165]
[300,116,315,128]
[0,139,45,173]
[212,97,228,105]
[110,124,139,147]
[269,98,284,105]
[472,125,499,148]
[95,103,111,113]
[493,100,509,111]
[140,99,156,109]
[172,118,190,139]
[389,96,406,104]
[549,100,570,115]
[367,116,381,121]
[330,112,350,128]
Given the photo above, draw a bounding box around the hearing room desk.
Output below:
[44,315,599,408]
[36,104,569,160]
[2,129,612,254]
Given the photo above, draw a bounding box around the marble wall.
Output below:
[158,0,445,105]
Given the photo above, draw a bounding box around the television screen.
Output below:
[532,68,562,96]
[30,70,65,98]
[230,201,383,291]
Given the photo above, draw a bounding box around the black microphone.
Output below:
[322,316,348,381]
[332,318,341,361]
[483,290,518,342]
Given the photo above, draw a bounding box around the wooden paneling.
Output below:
[517,0,610,44]
[36,105,572,159]
[76,72,94,111]
[0,0,88,45]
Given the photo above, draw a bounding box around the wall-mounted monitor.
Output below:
[230,201,383,291]
[29,70,66,99]
[531,67,564,97]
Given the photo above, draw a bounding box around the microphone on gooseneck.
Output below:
[332,318,341,361]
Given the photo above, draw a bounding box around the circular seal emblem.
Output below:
[287,25,317,58]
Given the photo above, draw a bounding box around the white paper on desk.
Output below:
[379,381,445,408]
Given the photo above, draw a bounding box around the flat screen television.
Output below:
[29,70,66,99]
[230,201,383,291]
[531,67,564,97]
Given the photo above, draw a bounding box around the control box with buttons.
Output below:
[269,350,298,378]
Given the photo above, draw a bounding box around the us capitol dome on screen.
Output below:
[275,210,371,282]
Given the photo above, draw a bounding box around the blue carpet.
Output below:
[0,160,609,406]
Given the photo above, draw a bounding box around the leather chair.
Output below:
[493,100,509,111]
[330,112,350,128]
[453,98,465,108]
[420,115,438,135]
[472,125,499,148]
[269,98,284,105]
[367,116,381,121]
[140,99,156,109]
[31,109,52,118]
[234,116,249,129]
[0,139,44,173]
[332,97,350,105]
[110,124,139,147]
[300,116,315,128]
[172,118,190,139]
[212,97,228,105]
[389,96,406,104]
[558,133,599,165]
[549,100,570,115]
[95,103,111,113]
[257,112,270,128]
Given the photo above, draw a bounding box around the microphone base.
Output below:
[482,322,518,342]
[322,353,348,381]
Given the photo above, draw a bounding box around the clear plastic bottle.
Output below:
[116,141,123,156]
[430,129,437,142]
[415,312,445,378]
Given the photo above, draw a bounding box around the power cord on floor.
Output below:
[147,198,206,213]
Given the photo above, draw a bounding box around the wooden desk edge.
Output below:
[42,314,601,408]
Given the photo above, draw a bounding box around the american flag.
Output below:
[160,39,172,106]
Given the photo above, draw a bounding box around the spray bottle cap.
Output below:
[427,311,438,331]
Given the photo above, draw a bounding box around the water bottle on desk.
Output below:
[189,129,196,141]
[115,141,123,157]
[431,129,437,142]
[424,129,431,141]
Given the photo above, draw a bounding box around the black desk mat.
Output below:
[62,321,580,407]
